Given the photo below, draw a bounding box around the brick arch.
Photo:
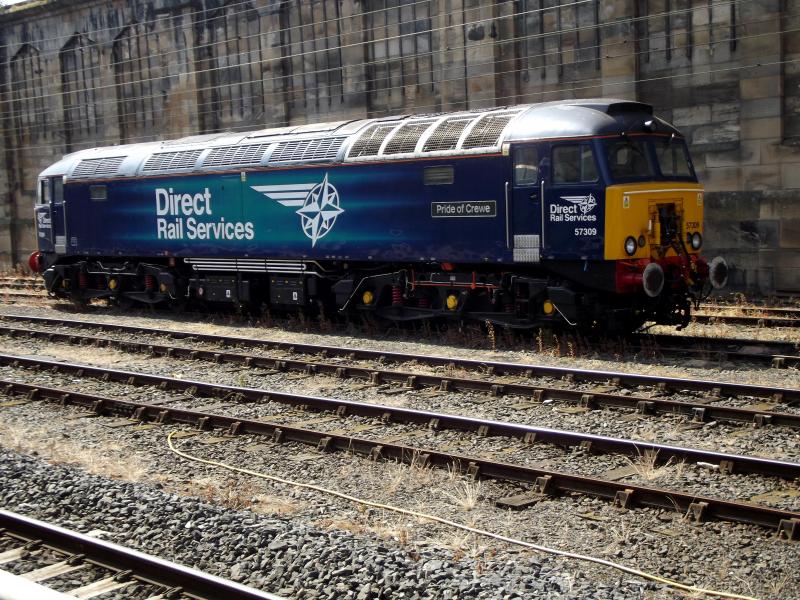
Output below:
[60,33,102,151]
[198,1,266,131]
[10,43,48,143]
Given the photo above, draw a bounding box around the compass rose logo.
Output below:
[251,173,344,247]
[560,193,597,215]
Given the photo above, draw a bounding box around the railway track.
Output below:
[0,282,45,291]
[1,314,799,421]
[0,509,283,599]
[693,312,800,328]
[0,366,798,534]
[1,351,797,478]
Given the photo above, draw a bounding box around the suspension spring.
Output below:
[391,285,402,306]
[144,274,155,292]
[78,271,88,289]
[417,297,430,309]
[504,301,515,314]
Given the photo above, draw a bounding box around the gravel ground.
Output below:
[1,301,799,599]
[1,444,662,599]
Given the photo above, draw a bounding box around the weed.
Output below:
[441,479,483,511]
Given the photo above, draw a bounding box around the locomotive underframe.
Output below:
[41,255,697,332]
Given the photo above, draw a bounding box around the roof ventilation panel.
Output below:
[269,137,346,163]
[347,124,397,158]
[422,116,475,152]
[142,150,203,172]
[460,112,520,150]
[71,156,126,178]
[203,143,271,168]
[382,120,437,155]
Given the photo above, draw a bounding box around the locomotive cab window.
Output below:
[655,138,693,178]
[38,180,51,205]
[553,144,598,184]
[89,185,107,201]
[424,166,454,185]
[513,146,539,186]
[604,139,654,180]
[53,178,64,204]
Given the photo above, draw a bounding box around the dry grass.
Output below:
[625,449,685,481]
[441,479,483,512]
[181,476,282,511]
[0,421,148,481]
[316,512,412,545]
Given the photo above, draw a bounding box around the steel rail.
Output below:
[2,325,800,427]
[1,379,798,533]
[0,510,285,600]
[4,309,800,366]
[0,354,798,479]
[693,313,800,328]
[2,314,800,411]
[0,282,45,290]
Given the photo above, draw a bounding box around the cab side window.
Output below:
[53,178,64,203]
[39,180,51,205]
[513,146,539,186]
[553,144,598,184]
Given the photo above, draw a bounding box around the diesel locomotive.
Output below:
[31,99,727,331]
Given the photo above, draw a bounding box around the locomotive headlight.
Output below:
[690,232,702,250]
[624,236,637,256]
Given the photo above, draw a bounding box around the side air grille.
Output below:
[142,150,203,172]
[72,156,125,178]
[269,137,346,163]
[347,124,397,158]
[383,120,436,155]
[422,117,474,152]
[461,113,519,149]
[203,144,271,168]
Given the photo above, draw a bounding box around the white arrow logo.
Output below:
[251,173,344,247]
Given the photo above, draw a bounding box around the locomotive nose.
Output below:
[708,256,728,289]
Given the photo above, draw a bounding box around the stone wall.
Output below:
[0,0,798,293]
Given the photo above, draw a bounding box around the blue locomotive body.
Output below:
[32,100,726,330]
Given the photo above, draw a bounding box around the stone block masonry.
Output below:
[1,0,799,293]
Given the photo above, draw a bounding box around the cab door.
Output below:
[510,145,542,263]
[34,179,54,252]
[52,177,67,254]
[543,141,604,259]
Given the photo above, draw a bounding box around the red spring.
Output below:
[144,274,155,291]
[504,302,514,314]
[78,271,88,289]
[391,285,402,306]
[417,297,430,309]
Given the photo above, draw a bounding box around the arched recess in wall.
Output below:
[199,1,265,132]
[112,17,191,144]
[362,0,436,116]
[10,43,48,144]
[509,0,600,103]
[60,34,102,152]
[279,0,344,122]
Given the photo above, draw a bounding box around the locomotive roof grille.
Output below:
[71,156,126,178]
[346,123,397,158]
[461,111,521,149]
[422,116,474,152]
[269,137,347,163]
[382,120,437,155]
[203,143,271,168]
[142,150,203,172]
